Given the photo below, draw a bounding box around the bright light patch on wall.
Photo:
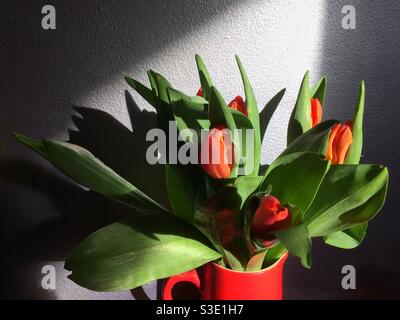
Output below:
[78,0,326,164]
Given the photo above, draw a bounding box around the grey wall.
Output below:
[1,0,399,299]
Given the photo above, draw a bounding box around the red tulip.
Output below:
[311,98,322,127]
[326,121,353,164]
[251,195,291,247]
[229,96,248,116]
[200,125,234,179]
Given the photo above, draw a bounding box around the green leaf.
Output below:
[194,185,250,270]
[124,77,156,107]
[235,55,261,176]
[281,120,338,158]
[168,88,210,142]
[147,70,159,97]
[190,95,210,105]
[310,76,327,106]
[165,164,199,224]
[152,71,171,103]
[263,243,287,268]
[65,214,221,291]
[246,250,267,271]
[230,109,253,129]
[208,86,236,130]
[223,250,245,271]
[260,88,286,141]
[14,133,47,157]
[14,133,168,215]
[305,164,389,237]
[235,55,260,132]
[149,71,174,131]
[242,192,263,250]
[287,71,311,145]
[234,177,265,259]
[208,86,239,178]
[259,152,331,213]
[168,87,208,109]
[229,109,255,175]
[195,54,213,100]
[345,81,365,164]
[275,223,312,268]
[233,176,263,208]
[324,223,368,249]
[286,203,305,225]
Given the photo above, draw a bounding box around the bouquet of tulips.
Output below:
[15,55,388,292]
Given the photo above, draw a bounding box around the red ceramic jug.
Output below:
[163,253,288,300]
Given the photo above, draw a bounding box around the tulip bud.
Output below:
[251,195,291,247]
[310,98,322,128]
[326,121,353,164]
[200,125,234,179]
[228,96,248,116]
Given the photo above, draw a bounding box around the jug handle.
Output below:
[162,269,201,300]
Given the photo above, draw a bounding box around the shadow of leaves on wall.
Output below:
[0,92,169,299]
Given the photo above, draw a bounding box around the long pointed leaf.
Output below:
[246,250,267,271]
[280,120,338,158]
[148,71,174,131]
[260,88,286,141]
[310,76,327,106]
[259,152,331,213]
[15,133,168,215]
[124,77,156,107]
[235,55,261,176]
[208,86,239,178]
[234,176,264,208]
[194,186,249,270]
[275,223,312,268]
[168,88,210,142]
[165,163,199,224]
[305,164,389,237]
[65,214,220,291]
[208,86,236,130]
[324,223,368,249]
[345,81,365,164]
[195,54,213,100]
[263,243,287,268]
[230,109,256,175]
[287,71,311,145]
[147,70,159,97]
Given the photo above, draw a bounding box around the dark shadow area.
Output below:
[0,159,135,299]
[171,281,202,300]
[130,286,151,301]
[0,159,135,259]
[1,0,242,299]
[284,239,400,300]
[0,93,167,299]
[69,91,168,208]
[283,0,400,299]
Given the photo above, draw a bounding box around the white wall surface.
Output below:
[1,0,399,299]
